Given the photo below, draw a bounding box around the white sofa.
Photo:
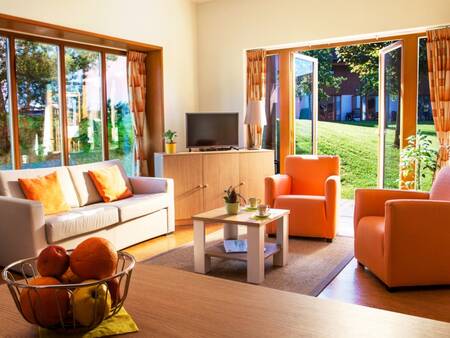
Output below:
[0,160,174,267]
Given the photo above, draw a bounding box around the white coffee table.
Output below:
[192,207,290,284]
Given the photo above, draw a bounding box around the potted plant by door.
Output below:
[164,129,177,154]
[223,185,246,215]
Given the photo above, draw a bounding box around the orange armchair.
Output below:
[265,155,340,240]
[354,166,450,288]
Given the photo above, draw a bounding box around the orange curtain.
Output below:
[128,51,148,176]
[246,49,267,148]
[427,27,450,170]
[247,49,266,101]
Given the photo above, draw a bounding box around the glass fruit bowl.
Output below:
[1,250,135,333]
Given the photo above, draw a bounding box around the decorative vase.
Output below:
[225,202,239,215]
[165,143,176,154]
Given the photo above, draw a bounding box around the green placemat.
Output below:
[38,307,138,338]
[250,214,271,220]
[244,206,258,211]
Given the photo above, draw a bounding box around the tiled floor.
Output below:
[337,199,354,237]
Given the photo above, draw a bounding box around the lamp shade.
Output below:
[245,100,267,126]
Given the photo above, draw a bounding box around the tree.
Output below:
[302,49,346,101]
[335,42,389,96]
[337,42,402,147]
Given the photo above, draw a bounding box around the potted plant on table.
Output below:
[223,185,246,215]
[164,129,177,154]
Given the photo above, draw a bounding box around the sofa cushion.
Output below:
[110,193,169,222]
[18,171,71,215]
[430,166,450,201]
[0,167,80,208]
[67,160,132,206]
[88,165,133,202]
[45,204,119,243]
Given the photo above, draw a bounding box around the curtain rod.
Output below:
[0,27,127,52]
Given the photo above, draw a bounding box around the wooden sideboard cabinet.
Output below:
[155,149,274,224]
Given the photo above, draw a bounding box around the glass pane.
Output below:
[15,39,62,168]
[65,47,103,165]
[0,36,12,169]
[294,55,314,154]
[382,46,401,188]
[106,54,134,176]
[263,54,280,173]
[417,38,438,191]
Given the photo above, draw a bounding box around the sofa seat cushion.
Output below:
[45,204,119,243]
[110,193,169,222]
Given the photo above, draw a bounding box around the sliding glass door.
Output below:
[293,53,318,155]
[378,41,403,188]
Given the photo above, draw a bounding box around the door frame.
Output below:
[292,52,319,155]
[378,40,404,188]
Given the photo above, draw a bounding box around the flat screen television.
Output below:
[186,113,239,149]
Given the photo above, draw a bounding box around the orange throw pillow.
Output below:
[18,172,71,215]
[88,165,133,202]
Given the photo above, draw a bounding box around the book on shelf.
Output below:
[223,240,266,253]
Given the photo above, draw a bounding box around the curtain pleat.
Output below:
[127,51,149,176]
[247,49,267,101]
[426,27,450,170]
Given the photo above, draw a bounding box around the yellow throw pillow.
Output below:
[88,165,133,202]
[18,171,71,215]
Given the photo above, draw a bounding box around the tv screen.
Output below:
[186,113,239,148]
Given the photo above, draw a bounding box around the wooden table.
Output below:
[1,264,449,337]
[192,207,289,283]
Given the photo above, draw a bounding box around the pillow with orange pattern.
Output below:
[18,171,71,215]
[88,165,133,202]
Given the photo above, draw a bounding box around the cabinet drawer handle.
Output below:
[203,184,209,188]
[239,182,245,186]
[195,184,202,189]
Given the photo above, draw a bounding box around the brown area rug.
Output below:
[145,230,354,296]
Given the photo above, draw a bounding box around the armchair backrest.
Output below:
[285,155,340,196]
[430,166,450,201]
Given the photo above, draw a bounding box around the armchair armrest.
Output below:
[129,176,174,195]
[264,174,292,207]
[325,176,340,230]
[354,188,429,230]
[384,199,450,285]
[0,196,47,267]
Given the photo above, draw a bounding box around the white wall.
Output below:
[0,0,198,150]
[196,0,450,145]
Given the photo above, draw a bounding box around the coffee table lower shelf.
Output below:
[205,242,280,262]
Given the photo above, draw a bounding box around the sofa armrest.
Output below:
[129,177,175,233]
[129,176,173,194]
[0,196,47,267]
[325,176,341,231]
[264,174,291,207]
[384,199,450,285]
[354,188,429,230]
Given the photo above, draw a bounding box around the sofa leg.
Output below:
[357,261,365,268]
[385,285,396,293]
[326,238,333,243]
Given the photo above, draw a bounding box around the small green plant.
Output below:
[400,130,438,190]
[163,129,177,144]
[223,185,246,205]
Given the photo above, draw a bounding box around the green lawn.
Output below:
[295,120,437,199]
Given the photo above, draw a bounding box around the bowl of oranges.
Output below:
[2,237,135,333]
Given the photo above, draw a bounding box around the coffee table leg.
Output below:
[273,215,289,266]
[224,223,238,239]
[194,220,211,274]
[247,225,265,284]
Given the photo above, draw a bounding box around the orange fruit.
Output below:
[20,276,69,327]
[70,237,118,280]
[59,266,84,284]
